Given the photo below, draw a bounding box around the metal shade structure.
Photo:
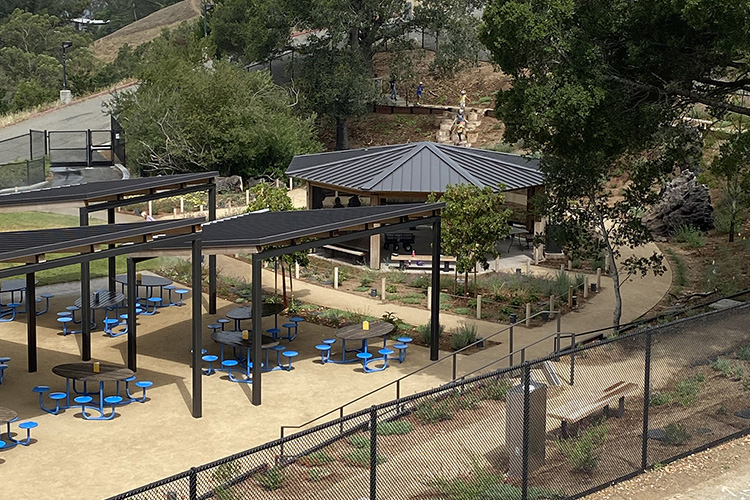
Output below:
[134,202,445,405]
[0,218,206,417]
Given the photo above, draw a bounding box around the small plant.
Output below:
[418,321,445,346]
[344,448,386,467]
[376,421,415,436]
[212,461,240,483]
[649,391,672,407]
[385,284,398,293]
[359,270,376,288]
[298,451,335,467]
[414,399,454,424]
[711,357,732,376]
[662,423,691,446]
[307,467,330,482]
[717,404,728,415]
[737,346,750,362]
[450,322,478,350]
[672,223,706,248]
[388,270,408,284]
[556,422,608,472]
[348,434,370,449]
[729,363,746,380]
[652,462,663,471]
[743,379,750,392]
[480,378,512,401]
[254,466,286,491]
[454,391,481,410]
[381,311,401,332]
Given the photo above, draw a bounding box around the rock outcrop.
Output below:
[643,170,714,237]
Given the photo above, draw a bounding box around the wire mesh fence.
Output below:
[0,158,45,189]
[108,304,750,500]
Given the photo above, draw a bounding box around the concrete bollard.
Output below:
[476,294,482,319]
[246,189,250,206]
[427,286,432,310]
[180,197,184,214]
[334,267,339,289]
[597,268,602,289]
[567,260,572,271]
[295,261,300,280]
[526,303,531,328]
[289,178,293,190]
[584,276,589,299]
[200,205,204,213]
[534,247,540,265]
[381,277,386,303]
[173,208,178,219]
[275,179,280,188]
[549,295,555,313]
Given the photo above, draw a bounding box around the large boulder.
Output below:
[643,170,713,237]
[216,175,243,193]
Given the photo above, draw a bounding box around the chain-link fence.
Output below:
[107,303,750,500]
[0,158,45,189]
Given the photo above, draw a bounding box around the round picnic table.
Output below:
[52,362,135,415]
[333,321,394,363]
[211,331,280,379]
[1,279,37,313]
[225,303,285,330]
[115,274,173,301]
[74,290,126,310]
[0,406,17,425]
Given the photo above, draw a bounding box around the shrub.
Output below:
[672,223,706,248]
[556,422,608,472]
[418,321,445,346]
[400,293,424,305]
[415,400,454,424]
[662,423,691,446]
[738,346,750,361]
[453,307,471,316]
[354,286,370,292]
[409,274,431,289]
[480,378,512,401]
[254,466,285,490]
[385,284,398,293]
[729,363,746,380]
[344,449,386,467]
[711,357,732,376]
[376,421,414,436]
[307,467,330,482]
[348,434,370,449]
[450,322,478,350]
[298,451,335,467]
[359,270,376,287]
[388,270,408,284]
[650,374,704,407]
[453,391,481,410]
[431,461,562,500]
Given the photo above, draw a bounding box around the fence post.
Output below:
[509,323,514,366]
[525,303,531,328]
[381,277,386,303]
[597,267,602,289]
[189,467,197,500]
[452,353,457,380]
[568,286,573,307]
[549,295,554,314]
[370,406,378,500]
[521,363,531,500]
[26,160,31,185]
[641,329,653,470]
[295,261,300,280]
[334,267,339,289]
[584,276,589,299]
[476,294,482,319]
[427,286,432,310]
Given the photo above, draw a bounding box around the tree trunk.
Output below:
[729,196,737,242]
[598,214,622,332]
[464,270,469,295]
[335,117,349,151]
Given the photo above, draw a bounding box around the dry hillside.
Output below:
[92,0,202,62]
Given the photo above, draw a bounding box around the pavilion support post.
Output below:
[430,219,441,361]
[26,269,37,372]
[191,237,203,418]
[208,186,217,314]
[126,258,137,371]
[251,253,263,406]
[80,208,92,361]
[108,208,116,292]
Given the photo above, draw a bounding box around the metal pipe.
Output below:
[108,208,116,293]
[641,329,653,469]
[369,406,378,500]
[26,269,37,372]
[251,254,263,405]
[126,257,137,371]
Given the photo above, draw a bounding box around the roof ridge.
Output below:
[289,144,412,175]
[441,145,541,174]
[426,142,486,187]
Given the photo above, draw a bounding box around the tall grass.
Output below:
[672,223,706,248]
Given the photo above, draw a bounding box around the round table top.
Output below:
[115,274,173,287]
[210,331,279,349]
[1,279,37,293]
[0,406,18,425]
[52,363,135,383]
[74,290,126,309]
[225,303,285,320]
[336,321,394,340]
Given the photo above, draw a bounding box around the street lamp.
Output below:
[61,41,73,89]
[203,3,215,37]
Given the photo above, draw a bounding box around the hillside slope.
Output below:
[92,0,202,62]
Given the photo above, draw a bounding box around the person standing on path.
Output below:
[416,81,424,105]
[459,89,467,112]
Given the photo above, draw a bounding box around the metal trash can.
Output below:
[506,380,547,477]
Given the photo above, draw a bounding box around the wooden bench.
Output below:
[548,381,639,437]
[390,254,457,272]
[322,244,368,262]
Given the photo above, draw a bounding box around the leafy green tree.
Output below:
[0,0,87,19]
[0,9,91,57]
[429,185,511,294]
[478,0,749,328]
[710,131,750,243]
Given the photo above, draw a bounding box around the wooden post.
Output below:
[584,276,590,298]
[334,267,339,289]
[200,205,204,213]
[568,286,573,307]
[381,277,386,303]
[476,294,482,319]
[173,208,178,218]
[427,286,432,310]
[295,261,300,280]
[526,303,531,328]
[567,260,572,271]
[180,197,184,213]
[597,268,602,289]
[289,178,293,190]
[246,189,250,206]
[549,295,555,313]
[275,179,280,188]
[148,200,153,216]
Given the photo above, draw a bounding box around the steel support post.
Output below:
[192,237,203,418]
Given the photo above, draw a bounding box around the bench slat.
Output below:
[548,382,639,422]
[322,245,366,257]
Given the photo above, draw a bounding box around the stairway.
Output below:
[435,108,482,146]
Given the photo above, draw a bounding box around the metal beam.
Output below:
[80,208,92,361]
[127,258,137,371]
[208,185,217,314]
[26,269,37,372]
[251,253,263,406]
[80,183,215,214]
[430,219,441,361]
[192,237,203,418]
[108,208,116,292]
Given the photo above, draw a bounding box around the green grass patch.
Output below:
[736,346,750,362]
[556,422,608,472]
[664,248,688,294]
[414,399,454,424]
[479,378,512,401]
[430,461,562,500]
[672,223,706,248]
[376,421,414,436]
[343,448,386,467]
[347,434,370,449]
[650,374,705,408]
[0,211,103,231]
[297,451,335,467]
[711,357,745,380]
[254,466,286,491]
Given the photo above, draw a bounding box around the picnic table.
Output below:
[225,303,285,330]
[74,290,126,328]
[115,274,173,300]
[211,331,280,378]
[52,362,135,417]
[330,321,394,363]
[1,279,38,316]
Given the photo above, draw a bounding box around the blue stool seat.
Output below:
[74,395,93,405]
[50,392,68,400]
[290,317,304,323]
[32,385,50,394]
[0,363,8,384]
[315,344,331,363]
[66,305,81,324]
[267,327,281,339]
[207,323,222,333]
[397,336,413,343]
[144,297,162,315]
[164,285,177,305]
[393,342,408,362]
[222,359,239,368]
[217,318,231,330]
[130,380,152,403]
[379,348,395,357]
[174,289,189,306]
[202,354,219,375]
[322,338,336,345]
[281,323,297,341]
[104,396,123,405]
[281,351,298,370]
[18,421,37,430]
[57,311,72,317]
[357,352,373,362]
[57,316,74,335]
[0,356,10,363]
[103,318,120,335]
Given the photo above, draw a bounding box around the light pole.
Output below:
[61,41,73,89]
[203,4,215,37]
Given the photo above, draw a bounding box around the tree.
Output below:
[710,131,750,243]
[478,0,748,328]
[429,184,511,294]
[211,0,483,149]
[107,28,321,178]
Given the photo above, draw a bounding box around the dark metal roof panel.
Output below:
[287,145,399,174]
[0,172,218,207]
[370,148,470,192]
[196,203,443,248]
[0,218,204,262]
